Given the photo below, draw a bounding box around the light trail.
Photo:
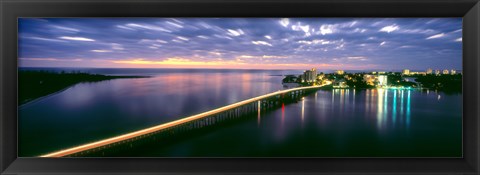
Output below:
[41,83,330,157]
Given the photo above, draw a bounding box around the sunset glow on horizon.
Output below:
[19,18,462,71]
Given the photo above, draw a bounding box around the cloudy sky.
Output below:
[18,18,462,71]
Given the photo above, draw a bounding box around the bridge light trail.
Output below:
[40,83,330,157]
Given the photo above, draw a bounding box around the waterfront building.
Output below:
[363,74,376,86]
[427,68,433,74]
[409,71,426,75]
[451,69,456,75]
[335,70,345,75]
[443,69,449,74]
[303,68,317,83]
[378,75,388,87]
[333,79,348,88]
[402,69,410,75]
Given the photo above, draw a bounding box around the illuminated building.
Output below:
[451,69,456,75]
[303,68,317,83]
[378,75,388,87]
[402,69,410,75]
[426,68,433,74]
[363,74,376,86]
[409,71,426,75]
[443,69,449,74]
[333,79,348,88]
[335,70,344,75]
[435,70,441,75]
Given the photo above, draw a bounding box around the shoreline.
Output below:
[19,71,150,106]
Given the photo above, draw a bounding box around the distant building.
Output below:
[335,70,344,75]
[427,68,433,74]
[333,79,348,88]
[378,75,388,87]
[402,69,410,75]
[303,68,317,83]
[363,74,376,86]
[435,70,441,75]
[451,69,456,75]
[443,69,449,74]
[409,71,426,75]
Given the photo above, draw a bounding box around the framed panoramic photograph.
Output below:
[17,17,464,158]
[1,0,479,175]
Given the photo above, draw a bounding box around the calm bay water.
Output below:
[18,68,462,157]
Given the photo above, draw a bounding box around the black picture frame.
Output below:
[1,0,479,174]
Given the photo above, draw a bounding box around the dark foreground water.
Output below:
[18,68,462,157]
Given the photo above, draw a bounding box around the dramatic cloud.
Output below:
[227,29,245,36]
[59,36,95,42]
[251,41,272,46]
[319,25,335,35]
[91,50,112,53]
[379,24,399,33]
[18,18,462,70]
[279,18,289,27]
[426,33,445,39]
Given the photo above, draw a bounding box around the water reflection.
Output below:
[401,90,404,119]
[377,89,384,129]
[336,89,415,131]
[301,99,305,127]
[393,90,397,126]
[257,100,261,126]
[281,103,285,128]
[407,90,411,128]
[133,88,461,157]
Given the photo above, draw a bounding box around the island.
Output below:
[19,70,150,106]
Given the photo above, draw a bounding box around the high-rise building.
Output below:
[303,68,317,83]
[451,69,456,75]
[378,75,388,86]
[311,68,317,79]
[402,69,410,75]
[426,68,433,74]
[335,70,344,75]
[443,69,449,74]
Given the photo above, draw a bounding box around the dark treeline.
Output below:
[414,74,462,93]
[19,70,149,106]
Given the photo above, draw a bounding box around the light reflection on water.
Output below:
[136,88,461,157]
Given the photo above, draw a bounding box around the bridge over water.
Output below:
[41,83,330,157]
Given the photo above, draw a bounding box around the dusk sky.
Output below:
[19,18,462,71]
